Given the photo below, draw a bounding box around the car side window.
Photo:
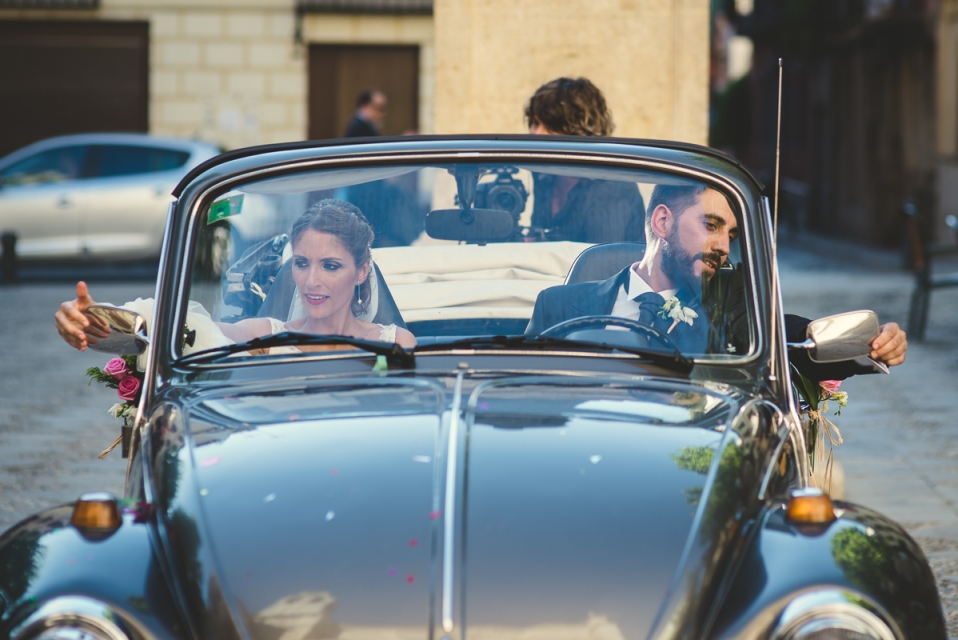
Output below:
[0,145,88,186]
[90,145,190,178]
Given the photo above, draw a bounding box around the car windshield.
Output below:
[183,160,754,362]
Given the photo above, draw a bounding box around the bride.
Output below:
[54,199,417,352]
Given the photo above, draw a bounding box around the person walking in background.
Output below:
[341,88,421,243]
[345,89,388,138]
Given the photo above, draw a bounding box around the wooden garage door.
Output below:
[308,45,419,139]
[0,21,149,159]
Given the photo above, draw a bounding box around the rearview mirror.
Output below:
[425,207,515,242]
[787,310,879,363]
[84,304,150,356]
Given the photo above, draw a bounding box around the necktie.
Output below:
[634,292,666,331]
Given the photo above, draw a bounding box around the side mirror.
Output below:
[84,304,149,355]
[787,310,879,363]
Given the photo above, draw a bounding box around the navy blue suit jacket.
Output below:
[526,266,866,381]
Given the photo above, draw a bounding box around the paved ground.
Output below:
[777,232,958,636]
[0,239,957,633]
[0,281,154,529]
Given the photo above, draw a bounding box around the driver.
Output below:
[526,183,908,379]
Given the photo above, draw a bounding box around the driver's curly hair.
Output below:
[291,198,375,316]
[524,77,614,137]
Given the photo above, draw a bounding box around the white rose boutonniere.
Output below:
[658,297,698,334]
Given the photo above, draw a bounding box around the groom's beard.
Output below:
[661,231,723,291]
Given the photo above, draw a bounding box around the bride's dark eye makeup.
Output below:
[292,257,345,271]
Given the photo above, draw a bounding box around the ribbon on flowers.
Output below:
[806,408,844,447]
[805,408,843,494]
[98,434,123,459]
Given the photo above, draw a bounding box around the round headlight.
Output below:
[771,590,899,640]
[32,628,114,640]
[11,596,132,640]
[781,620,888,640]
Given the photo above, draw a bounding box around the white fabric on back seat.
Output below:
[371,241,591,323]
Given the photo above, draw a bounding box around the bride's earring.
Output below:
[355,284,362,305]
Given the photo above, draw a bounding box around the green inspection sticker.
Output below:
[208,194,244,224]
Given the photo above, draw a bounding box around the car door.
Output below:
[0,145,88,258]
[79,144,189,259]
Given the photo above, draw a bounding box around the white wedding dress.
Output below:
[265,317,399,354]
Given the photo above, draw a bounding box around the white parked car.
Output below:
[0,133,221,261]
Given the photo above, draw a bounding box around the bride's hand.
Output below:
[55,281,106,351]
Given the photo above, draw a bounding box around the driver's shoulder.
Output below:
[538,279,605,303]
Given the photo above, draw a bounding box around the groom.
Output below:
[526,183,908,378]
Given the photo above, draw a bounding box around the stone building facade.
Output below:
[0,0,709,155]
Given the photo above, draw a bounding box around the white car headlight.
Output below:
[11,596,134,640]
[771,589,899,640]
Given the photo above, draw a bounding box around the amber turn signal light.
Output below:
[785,487,836,524]
[71,492,122,532]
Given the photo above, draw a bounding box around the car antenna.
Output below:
[769,57,784,385]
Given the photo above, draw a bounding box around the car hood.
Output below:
[153,376,748,640]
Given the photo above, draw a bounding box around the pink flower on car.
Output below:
[117,376,141,401]
[819,380,841,396]
[103,357,130,380]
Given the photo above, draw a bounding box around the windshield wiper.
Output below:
[178,331,415,367]
[414,335,693,372]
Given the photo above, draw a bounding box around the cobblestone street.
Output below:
[1,237,957,633]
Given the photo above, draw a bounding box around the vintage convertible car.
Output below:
[0,136,946,639]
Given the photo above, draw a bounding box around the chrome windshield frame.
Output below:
[167,147,768,371]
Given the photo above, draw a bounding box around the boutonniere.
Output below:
[658,297,698,333]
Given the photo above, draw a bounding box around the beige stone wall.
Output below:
[302,14,435,134]
[125,0,305,149]
[433,0,710,144]
[3,0,712,147]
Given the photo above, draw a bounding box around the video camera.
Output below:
[474,167,529,221]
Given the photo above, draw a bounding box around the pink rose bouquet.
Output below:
[86,354,144,426]
[103,357,130,380]
[790,366,851,494]
[819,379,841,394]
[117,376,141,401]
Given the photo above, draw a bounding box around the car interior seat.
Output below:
[564,242,647,285]
[256,258,408,330]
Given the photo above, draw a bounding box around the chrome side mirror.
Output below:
[787,310,879,363]
[84,304,149,356]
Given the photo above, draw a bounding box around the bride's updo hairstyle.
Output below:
[290,198,375,316]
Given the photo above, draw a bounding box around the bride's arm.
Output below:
[56,281,273,351]
[216,318,272,343]
[395,326,417,348]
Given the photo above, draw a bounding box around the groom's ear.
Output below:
[650,204,672,240]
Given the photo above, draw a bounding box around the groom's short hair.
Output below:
[644,184,706,243]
